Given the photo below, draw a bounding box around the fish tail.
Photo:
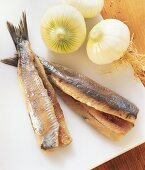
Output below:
[7,12,29,50]
[1,55,18,67]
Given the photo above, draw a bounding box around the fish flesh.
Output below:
[55,87,134,140]
[2,56,139,140]
[6,13,71,150]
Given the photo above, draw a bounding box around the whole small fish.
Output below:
[2,56,139,140]
[5,13,71,150]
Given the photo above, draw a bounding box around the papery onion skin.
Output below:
[87,19,130,65]
[62,0,104,18]
[40,4,86,54]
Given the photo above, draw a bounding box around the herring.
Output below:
[5,13,71,150]
[1,56,139,140]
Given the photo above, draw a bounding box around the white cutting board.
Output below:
[0,0,145,170]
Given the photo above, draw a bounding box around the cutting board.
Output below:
[0,1,145,170]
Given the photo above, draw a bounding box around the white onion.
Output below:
[62,0,104,18]
[40,4,86,54]
[87,19,130,65]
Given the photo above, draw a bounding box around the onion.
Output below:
[87,19,130,65]
[62,0,104,18]
[40,4,86,54]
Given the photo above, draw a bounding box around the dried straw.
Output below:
[113,35,145,87]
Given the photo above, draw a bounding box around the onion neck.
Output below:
[89,28,103,42]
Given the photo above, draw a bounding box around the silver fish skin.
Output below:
[6,13,59,150]
[1,56,139,123]
[40,59,139,123]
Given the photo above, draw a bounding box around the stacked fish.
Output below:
[1,13,139,151]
